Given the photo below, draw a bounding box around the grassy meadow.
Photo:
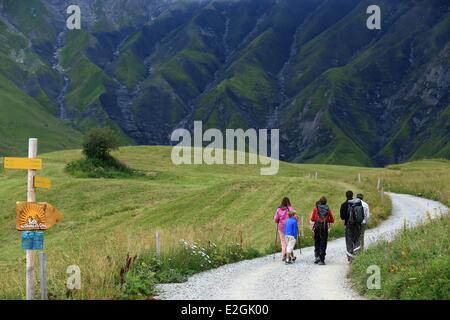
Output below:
[350,214,450,300]
[0,146,447,299]
[380,160,450,207]
[349,159,450,300]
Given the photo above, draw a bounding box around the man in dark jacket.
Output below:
[340,190,362,262]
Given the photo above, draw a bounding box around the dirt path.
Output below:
[157,193,448,300]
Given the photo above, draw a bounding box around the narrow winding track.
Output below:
[157,193,448,300]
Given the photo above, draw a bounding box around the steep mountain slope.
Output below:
[0,74,81,156]
[281,0,450,165]
[0,0,448,165]
[0,3,81,155]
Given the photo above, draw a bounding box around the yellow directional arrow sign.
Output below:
[16,202,64,231]
[4,157,42,170]
[43,203,64,229]
[34,176,52,189]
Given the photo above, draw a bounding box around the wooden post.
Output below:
[358,173,361,183]
[381,187,384,202]
[377,178,381,191]
[26,138,37,300]
[155,231,160,260]
[301,215,304,237]
[299,215,304,255]
[39,252,47,300]
[315,172,318,180]
[26,251,35,300]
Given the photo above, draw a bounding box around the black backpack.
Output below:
[348,201,364,225]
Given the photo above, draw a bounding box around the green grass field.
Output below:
[349,159,450,300]
[381,160,450,207]
[350,214,450,300]
[0,146,447,299]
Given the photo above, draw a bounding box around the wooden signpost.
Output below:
[3,138,63,300]
[26,139,37,301]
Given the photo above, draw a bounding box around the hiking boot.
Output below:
[285,260,293,265]
[318,261,326,265]
[346,252,354,263]
[314,257,320,264]
[282,254,287,262]
[292,256,297,263]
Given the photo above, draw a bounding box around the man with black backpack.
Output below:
[310,196,335,265]
[340,191,364,262]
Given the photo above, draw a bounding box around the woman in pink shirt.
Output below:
[274,197,294,262]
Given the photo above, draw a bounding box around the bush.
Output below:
[65,156,137,179]
[121,266,157,298]
[82,127,120,161]
[66,127,141,178]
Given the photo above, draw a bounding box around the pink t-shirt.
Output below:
[274,206,294,233]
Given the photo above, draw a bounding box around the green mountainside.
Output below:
[0,74,81,155]
[0,0,448,165]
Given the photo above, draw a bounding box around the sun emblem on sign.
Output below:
[17,203,46,230]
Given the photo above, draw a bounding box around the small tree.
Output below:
[82,127,120,161]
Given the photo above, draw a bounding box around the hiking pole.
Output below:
[273,223,278,260]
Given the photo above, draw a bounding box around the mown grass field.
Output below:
[380,160,450,207]
[0,146,447,299]
[0,146,391,299]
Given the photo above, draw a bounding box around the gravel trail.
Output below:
[157,193,448,300]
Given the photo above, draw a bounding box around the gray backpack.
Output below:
[317,204,329,222]
[348,201,364,225]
